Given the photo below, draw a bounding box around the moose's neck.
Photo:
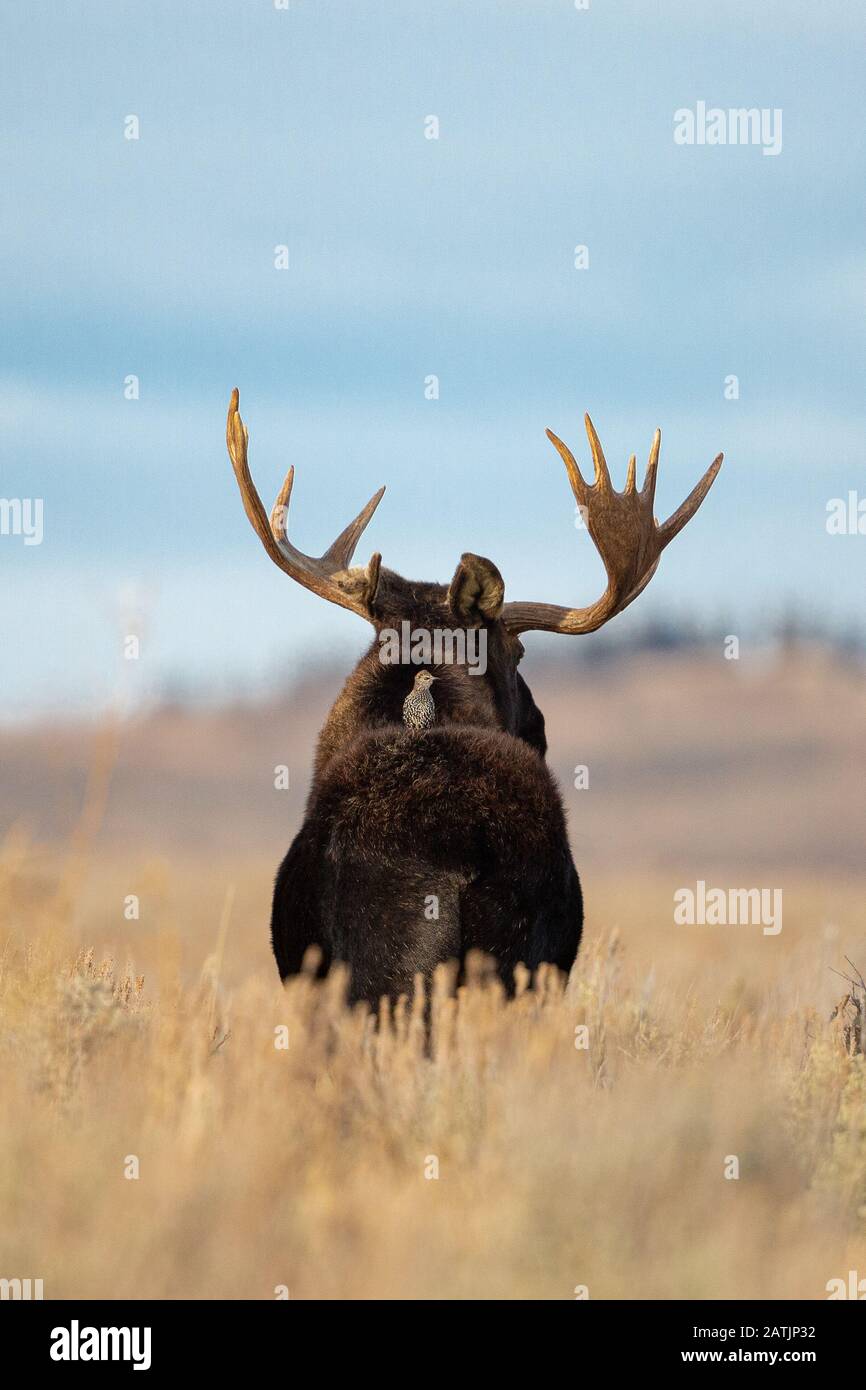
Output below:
[308,647,509,800]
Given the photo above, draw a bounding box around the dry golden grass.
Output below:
[1,844,865,1301]
[1,652,864,1299]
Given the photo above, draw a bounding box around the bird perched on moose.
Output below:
[402,670,438,731]
[226,389,721,1007]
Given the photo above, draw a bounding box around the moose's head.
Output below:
[226,390,721,784]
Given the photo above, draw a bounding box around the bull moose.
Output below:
[226,390,721,1005]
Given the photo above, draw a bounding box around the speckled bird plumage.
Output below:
[402,670,436,730]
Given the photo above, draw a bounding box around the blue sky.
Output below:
[2,0,865,717]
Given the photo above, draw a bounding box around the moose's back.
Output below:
[271,724,583,1004]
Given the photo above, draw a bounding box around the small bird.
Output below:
[402,670,437,730]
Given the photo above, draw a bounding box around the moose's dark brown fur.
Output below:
[226,390,721,1007]
[272,564,580,1003]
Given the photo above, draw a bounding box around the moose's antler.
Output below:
[500,416,722,635]
[226,389,384,620]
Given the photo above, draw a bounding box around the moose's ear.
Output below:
[448,553,505,623]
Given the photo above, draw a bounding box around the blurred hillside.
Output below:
[2,642,863,1003]
[2,645,864,875]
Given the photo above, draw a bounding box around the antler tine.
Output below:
[322,484,387,568]
[657,452,724,547]
[226,389,384,622]
[545,428,589,506]
[270,466,295,542]
[642,427,661,506]
[227,388,287,571]
[547,416,616,503]
[584,413,613,492]
[502,417,722,636]
[265,423,385,567]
